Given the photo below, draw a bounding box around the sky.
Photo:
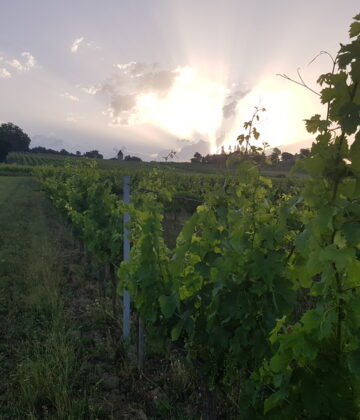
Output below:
[0,1,359,160]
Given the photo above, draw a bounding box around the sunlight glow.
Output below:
[130,67,227,153]
[120,65,320,156]
[221,74,320,153]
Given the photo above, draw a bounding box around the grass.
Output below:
[0,177,89,418]
[0,163,34,176]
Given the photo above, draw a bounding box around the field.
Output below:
[6,151,293,177]
[1,107,359,419]
[0,164,300,419]
[1,110,360,417]
[1,37,360,415]
[0,176,207,419]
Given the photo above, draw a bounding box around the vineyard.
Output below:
[6,151,295,178]
[1,14,360,419]
[6,151,232,174]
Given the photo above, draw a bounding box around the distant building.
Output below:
[117,150,123,161]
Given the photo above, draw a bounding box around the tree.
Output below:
[83,150,103,159]
[299,147,310,157]
[117,150,124,160]
[31,146,48,154]
[190,152,203,163]
[0,122,31,162]
[0,141,11,163]
[270,147,281,164]
[124,155,142,162]
[59,148,70,156]
[281,151,294,161]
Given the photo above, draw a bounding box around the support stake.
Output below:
[123,175,131,340]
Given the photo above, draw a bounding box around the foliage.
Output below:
[0,163,34,176]
[35,161,124,265]
[119,170,175,351]
[0,122,31,162]
[190,152,203,163]
[237,106,266,155]
[261,13,360,418]
[83,150,103,159]
[281,151,294,162]
[124,155,142,161]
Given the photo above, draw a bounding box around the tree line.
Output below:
[0,122,142,162]
[0,121,309,167]
[190,146,310,168]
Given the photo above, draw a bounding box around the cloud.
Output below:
[7,59,22,71]
[82,85,100,95]
[100,61,178,124]
[100,62,247,128]
[2,51,36,76]
[60,92,80,102]
[151,140,210,162]
[0,67,11,79]
[176,140,210,161]
[32,134,65,150]
[70,37,99,54]
[94,61,249,153]
[222,89,250,118]
[114,61,137,72]
[138,69,176,92]
[222,100,238,119]
[105,94,137,124]
[21,52,36,69]
[70,37,84,53]
[176,138,192,144]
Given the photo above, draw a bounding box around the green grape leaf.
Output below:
[350,60,360,83]
[301,377,321,416]
[314,206,336,234]
[342,222,360,247]
[304,114,329,133]
[348,350,360,376]
[158,294,177,319]
[339,103,360,134]
[252,127,260,140]
[293,335,318,360]
[171,319,185,341]
[301,309,322,332]
[338,43,360,68]
[349,133,360,176]
[270,353,290,373]
[321,87,336,104]
[349,21,360,37]
[346,259,360,288]
[264,390,287,414]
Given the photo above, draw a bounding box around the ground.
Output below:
[0,176,205,419]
